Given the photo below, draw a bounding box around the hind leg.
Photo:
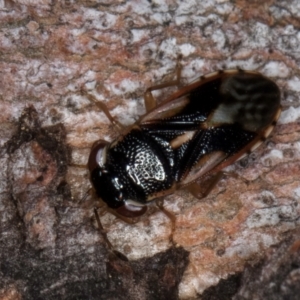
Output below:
[156,198,176,244]
[187,171,249,200]
[187,172,224,199]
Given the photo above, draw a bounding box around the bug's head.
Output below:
[88,141,147,217]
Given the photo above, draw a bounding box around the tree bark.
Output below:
[0,1,299,299]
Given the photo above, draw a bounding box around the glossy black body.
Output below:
[90,70,281,215]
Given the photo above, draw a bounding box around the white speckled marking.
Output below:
[287,76,300,92]
[262,61,290,78]
[179,43,196,57]
[246,205,297,228]
[106,78,141,96]
[127,151,165,188]
[279,106,300,124]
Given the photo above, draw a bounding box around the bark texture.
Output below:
[0,0,299,299]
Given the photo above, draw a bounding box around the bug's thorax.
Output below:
[109,129,175,195]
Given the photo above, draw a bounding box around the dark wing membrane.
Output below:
[140,70,281,186]
[175,124,256,183]
[208,71,281,132]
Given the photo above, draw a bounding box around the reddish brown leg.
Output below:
[94,208,131,261]
[81,90,124,133]
[187,171,249,200]
[222,171,249,185]
[187,172,224,199]
[94,208,114,250]
[77,188,93,207]
[144,60,182,112]
[156,198,176,244]
[105,207,140,225]
[70,163,87,169]
[92,198,140,225]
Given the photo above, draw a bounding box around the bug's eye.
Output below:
[88,140,109,172]
[115,200,147,218]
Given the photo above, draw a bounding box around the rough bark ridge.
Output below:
[0,0,299,299]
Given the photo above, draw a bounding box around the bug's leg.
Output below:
[187,172,224,199]
[144,60,182,112]
[187,171,249,199]
[94,208,114,250]
[77,188,94,208]
[222,171,249,185]
[69,164,87,171]
[94,198,141,224]
[155,198,176,243]
[81,90,124,133]
[105,207,140,225]
[94,208,131,261]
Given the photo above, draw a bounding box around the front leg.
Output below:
[81,90,124,133]
[93,208,129,261]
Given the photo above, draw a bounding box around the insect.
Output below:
[87,67,281,219]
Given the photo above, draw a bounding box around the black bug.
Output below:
[87,68,281,218]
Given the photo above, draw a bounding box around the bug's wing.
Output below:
[176,123,267,186]
[140,70,281,187]
[140,70,280,130]
[175,71,281,186]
